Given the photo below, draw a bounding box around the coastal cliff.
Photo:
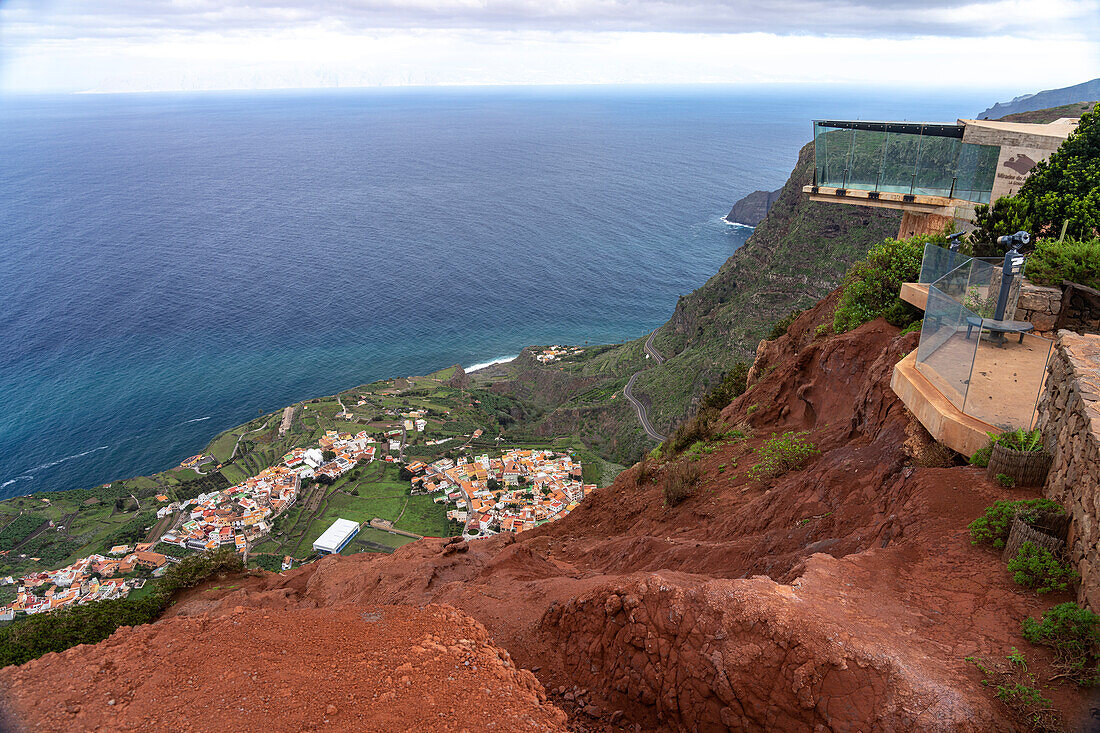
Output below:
[7,291,1093,731]
[978,77,1100,119]
[724,188,781,226]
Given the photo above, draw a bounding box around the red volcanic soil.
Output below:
[0,604,567,732]
[2,292,1097,731]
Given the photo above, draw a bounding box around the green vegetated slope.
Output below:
[498,141,901,465]
[998,101,1098,124]
[637,141,901,436]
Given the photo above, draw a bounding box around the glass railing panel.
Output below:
[954,143,1000,203]
[817,126,855,188]
[963,329,1053,431]
[932,256,992,305]
[913,137,960,196]
[915,286,979,411]
[919,243,972,284]
[879,130,921,193]
[846,129,887,190]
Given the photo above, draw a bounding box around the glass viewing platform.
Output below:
[912,244,1052,431]
[813,121,1000,204]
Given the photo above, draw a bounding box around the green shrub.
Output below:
[833,235,931,333]
[663,461,701,506]
[699,361,750,412]
[992,428,1044,453]
[666,407,720,455]
[972,103,1100,247]
[968,498,1065,549]
[969,445,992,467]
[898,319,922,336]
[768,310,802,340]
[748,431,819,479]
[1008,542,1079,594]
[995,682,1052,710]
[1025,238,1100,290]
[1021,602,1100,686]
[995,473,1016,488]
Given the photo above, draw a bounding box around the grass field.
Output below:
[262,461,450,559]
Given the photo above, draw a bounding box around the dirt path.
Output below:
[143,511,176,544]
[230,418,273,462]
[278,406,295,437]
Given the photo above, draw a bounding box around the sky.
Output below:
[1,0,1098,94]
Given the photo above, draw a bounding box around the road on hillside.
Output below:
[624,330,668,442]
[624,372,666,442]
[644,330,666,364]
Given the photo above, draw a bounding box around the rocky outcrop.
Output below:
[445,364,469,388]
[724,188,781,227]
[0,604,567,732]
[1038,330,1100,613]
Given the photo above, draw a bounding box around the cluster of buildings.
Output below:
[161,430,377,552]
[410,449,593,535]
[0,543,168,619]
[534,345,584,364]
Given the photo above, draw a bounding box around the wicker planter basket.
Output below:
[986,443,1053,487]
[1002,513,1068,561]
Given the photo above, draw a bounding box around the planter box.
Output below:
[1002,514,1066,561]
[987,443,1053,487]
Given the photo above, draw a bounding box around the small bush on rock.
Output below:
[666,407,720,455]
[748,431,818,479]
[1025,238,1100,291]
[966,653,1062,732]
[699,362,750,412]
[1008,542,1079,594]
[663,461,701,506]
[1021,602,1100,686]
[768,310,802,340]
[969,445,992,467]
[968,499,1065,549]
[635,455,655,485]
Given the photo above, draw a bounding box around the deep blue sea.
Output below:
[0,85,1000,497]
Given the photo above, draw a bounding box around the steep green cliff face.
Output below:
[515,141,902,464]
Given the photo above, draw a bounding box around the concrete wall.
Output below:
[961,120,1074,201]
[1036,331,1100,612]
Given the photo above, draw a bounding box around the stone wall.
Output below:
[1014,279,1062,333]
[1036,331,1100,612]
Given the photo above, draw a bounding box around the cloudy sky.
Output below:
[1,0,1098,93]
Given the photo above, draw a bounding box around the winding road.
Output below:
[624,331,668,442]
[643,329,666,364]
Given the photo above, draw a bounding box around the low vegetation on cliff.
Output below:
[0,549,243,668]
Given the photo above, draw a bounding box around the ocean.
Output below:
[0,85,998,497]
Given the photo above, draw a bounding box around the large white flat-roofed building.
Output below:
[312,518,360,555]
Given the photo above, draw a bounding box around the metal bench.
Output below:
[964,316,1034,343]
